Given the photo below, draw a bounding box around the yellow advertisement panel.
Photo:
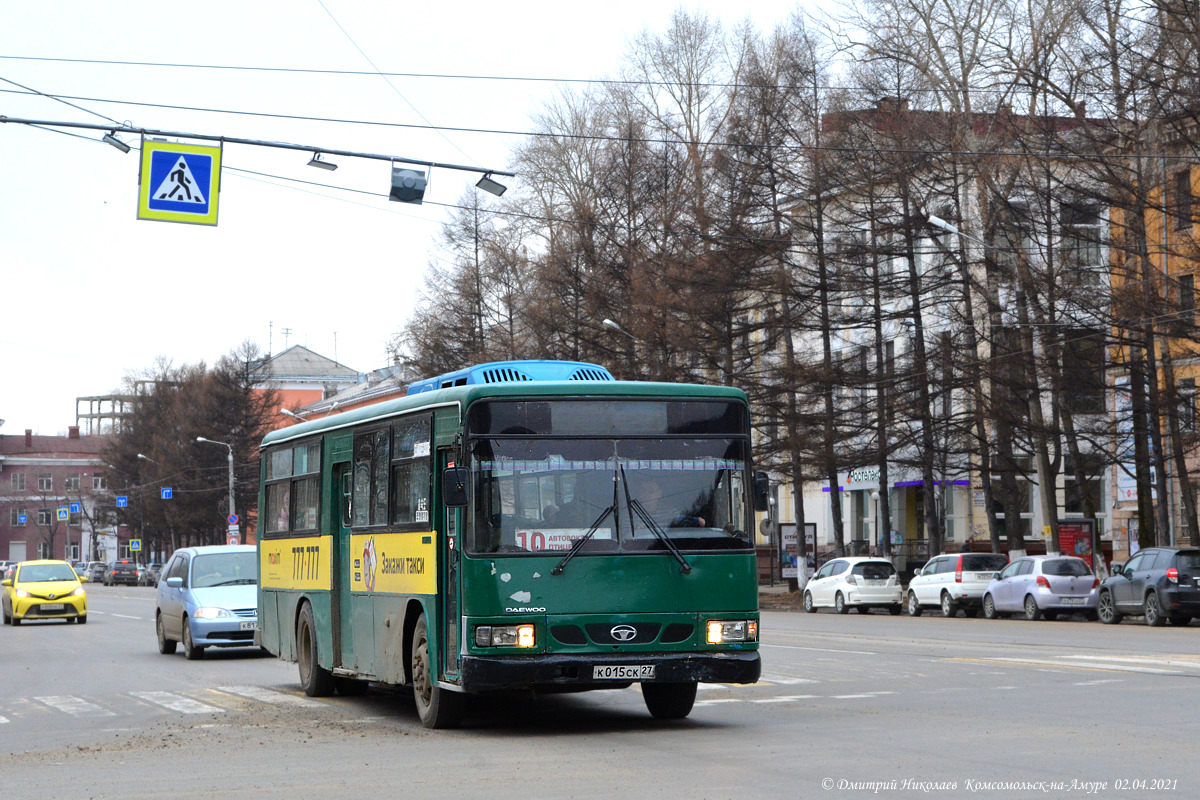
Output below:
[350,531,437,595]
[260,536,332,591]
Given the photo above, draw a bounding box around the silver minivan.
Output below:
[907,552,1010,617]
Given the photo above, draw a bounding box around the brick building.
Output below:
[0,426,127,563]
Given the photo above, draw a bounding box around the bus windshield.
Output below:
[467,436,753,555]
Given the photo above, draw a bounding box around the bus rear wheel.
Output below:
[412,614,465,729]
[297,602,334,697]
[642,681,697,720]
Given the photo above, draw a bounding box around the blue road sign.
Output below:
[70,502,81,514]
[117,496,128,508]
[18,514,27,524]
[130,539,142,552]
[228,514,238,525]
[161,487,173,500]
[57,507,69,521]
[139,141,221,225]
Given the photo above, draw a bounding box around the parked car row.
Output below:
[803,546,1200,627]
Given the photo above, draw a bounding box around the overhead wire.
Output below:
[1,53,1196,99]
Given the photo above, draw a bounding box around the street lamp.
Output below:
[602,318,637,340]
[196,437,236,541]
[871,490,881,554]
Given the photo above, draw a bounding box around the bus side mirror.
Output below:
[443,467,471,507]
[753,471,770,512]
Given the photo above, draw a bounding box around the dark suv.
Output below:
[1097,547,1200,626]
[104,559,140,587]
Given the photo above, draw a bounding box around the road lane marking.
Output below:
[950,657,1186,675]
[1063,655,1200,670]
[694,698,740,707]
[753,695,817,703]
[0,716,8,724]
[1074,679,1124,686]
[761,674,818,685]
[762,643,877,655]
[832,691,894,699]
[217,685,324,708]
[130,691,225,714]
[697,683,730,692]
[35,696,116,718]
[112,614,142,620]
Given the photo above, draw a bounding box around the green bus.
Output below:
[257,360,764,728]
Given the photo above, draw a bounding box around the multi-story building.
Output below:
[768,99,1112,575]
[0,426,127,563]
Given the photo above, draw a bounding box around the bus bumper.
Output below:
[459,651,760,692]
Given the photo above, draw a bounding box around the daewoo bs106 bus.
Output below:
[256,360,765,728]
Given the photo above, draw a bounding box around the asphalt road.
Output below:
[2,586,1198,799]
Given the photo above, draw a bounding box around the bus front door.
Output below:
[441,448,461,681]
[335,463,360,672]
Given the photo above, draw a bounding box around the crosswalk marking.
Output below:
[34,696,116,718]
[761,674,818,685]
[218,685,324,708]
[130,691,225,714]
[753,695,817,703]
[0,716,8,724]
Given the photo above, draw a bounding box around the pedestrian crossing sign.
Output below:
[138,139,222,226]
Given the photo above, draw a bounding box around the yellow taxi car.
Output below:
[1,560,88,625]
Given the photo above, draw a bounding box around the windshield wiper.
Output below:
[551,505,615,575]
[620,465,692,574]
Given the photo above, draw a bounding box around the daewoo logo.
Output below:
[610,624,637,642]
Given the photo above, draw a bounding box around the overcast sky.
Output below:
[0,0,808,435]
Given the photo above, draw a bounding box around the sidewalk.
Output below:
[759,582,803,610]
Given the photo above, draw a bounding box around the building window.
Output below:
[69,511,82,527]
[1178,378,1197,433]
[37,509,52,526]
[1174,169,1193,232]
[1064,454,1104,514]
[37,474,53,492]
[1060,204,1103,283]
[38,542,51,559]
[65,473,81,492]
[1063,328,1106,414]
[93,475,107,490]
[11,472,26,492]
[1179,274,1195,328]
[9,508,27,526]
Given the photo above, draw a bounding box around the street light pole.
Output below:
[196,437,235,543]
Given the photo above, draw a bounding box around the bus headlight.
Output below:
[706,619,758,644]
[475,624,536,648]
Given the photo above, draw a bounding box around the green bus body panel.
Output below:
[261,380,747,448]
[461,553,758,616]
[259,378,756,689]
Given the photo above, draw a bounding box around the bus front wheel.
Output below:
[297,602,334,697]
[412,614,465,729]
[642,681,697,720]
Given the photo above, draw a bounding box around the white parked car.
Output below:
[804,557,903,615]
[906,552,1010,617]
[983,555,1100,621]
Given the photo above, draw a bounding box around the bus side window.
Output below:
[341,470,353,528]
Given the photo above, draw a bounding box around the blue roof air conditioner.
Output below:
[406,360,614,395]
